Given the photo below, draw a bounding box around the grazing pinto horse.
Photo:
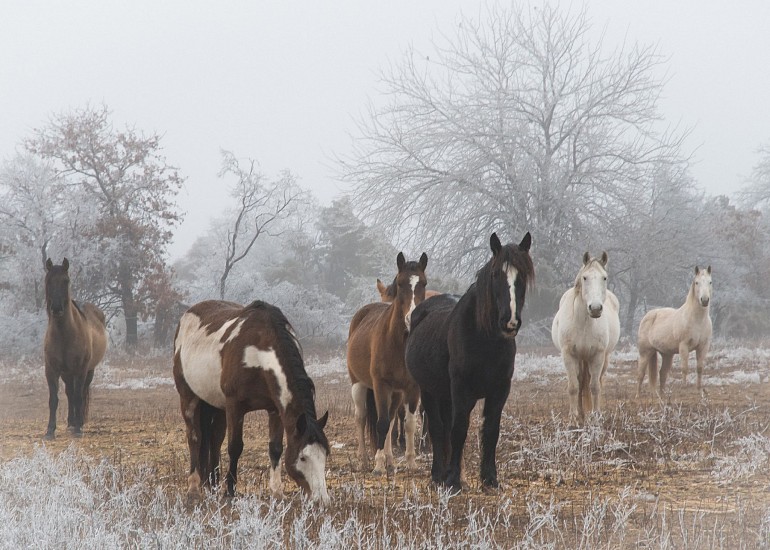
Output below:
[406,233,533,492]
[347,252,428,474]
[637,266,713,398]
[173,300,330,504]
[43,258,107,439]
[551,252,620,424]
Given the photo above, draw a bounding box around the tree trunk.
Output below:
[119,259,138,351]
[624,276,639,338]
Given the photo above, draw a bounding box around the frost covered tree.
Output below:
[339,2,688,324]
[215,150,305,299]
[25,105,184,349]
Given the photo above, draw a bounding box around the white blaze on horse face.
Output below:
[695,270,712,307]
[404,275,419,331]
[582,264,607,318]
[176,313,243,409]
[295,443,330,505]
[503,262,519,330]
[242,346,293,410]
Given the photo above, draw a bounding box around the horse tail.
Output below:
[365,388,378,448]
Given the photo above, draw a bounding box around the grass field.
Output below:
[1,344,769,548]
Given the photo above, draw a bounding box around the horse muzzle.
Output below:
[502,319,520,338]
[700,297,710,307]
[588,304,603,318]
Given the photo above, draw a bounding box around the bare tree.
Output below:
[739,144,770,208]
[26,104,184,349]
[217,150,305,299]
[339,3,688,288]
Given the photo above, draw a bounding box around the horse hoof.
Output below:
[482,480,500,494]
[43,432,55,441]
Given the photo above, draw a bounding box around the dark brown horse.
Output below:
[173,300,330,504]
[43,258,107,439]
[347,252,428,474]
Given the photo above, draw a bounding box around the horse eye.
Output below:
[300,456,306,462]
[603,276,607,281]
[583,276,587,281]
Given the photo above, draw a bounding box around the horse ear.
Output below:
[45,258,53,271]
[376,279,387,298]
[62,258,69,271]
[490,233,502,255]
[418,252,428,271]
[583,252,590,266]
[396,252,406,271]
[317,410,329,430]
[296,412,307,436]
[600,251,608,267]
[707,265,712,274]
[519,232,532,252]
[694,265,700,275]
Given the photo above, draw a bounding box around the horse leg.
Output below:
[679,343,690,385]
[580,360,592,417]
[446,384,475,493]
[383,393,401,473]
[372,384,393,475]
[588,355,604,416]
[70,372,87,435]
[44,368,59,440]
[350,382,369,470]
[420,390,445,484]
[63,375,75,429]
[267,411,284,498]
[659,354,674,399]
[479,384,511,490]
[563,353,581,425]
[209,407,227,487]
[225,402,245,497]
[696,345,709,397]
[403,389,420,470]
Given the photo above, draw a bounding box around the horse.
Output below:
[173,299,330,504]
[377,277,440,302]
[347,252,428,474]
[43,258,108,440]
[406,232,533,492]
[636,266,713,398]
[551,252,620,424]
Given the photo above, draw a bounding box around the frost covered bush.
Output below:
[712,433,770,483]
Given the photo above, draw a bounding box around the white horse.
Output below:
[552,252,620,424]
[636,266,713,398]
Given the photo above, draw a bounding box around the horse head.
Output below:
[44,257,71,318]
[393,251,428,331]
[693,265,712,307]
[284,410,331,505]
[483,232,533,338]
[577,251,609,319]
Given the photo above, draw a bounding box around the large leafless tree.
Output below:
[339,3,688,297]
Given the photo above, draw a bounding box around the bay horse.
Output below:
[43,258,107,439]
[173,300,330,504]
[551,252,620,424]
[406,232,533,492]
[636,266,713,398]
[347,252,428,474]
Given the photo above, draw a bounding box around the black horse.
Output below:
[405,232,533,492]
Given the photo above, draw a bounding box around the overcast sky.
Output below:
[2,1,769,259]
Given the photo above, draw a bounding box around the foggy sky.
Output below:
[1,1,769,259]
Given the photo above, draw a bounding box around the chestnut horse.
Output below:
[406,233,533,492]
[552,252,620,424]
[43,258,107,439]
[173,300,330,504]
[347,252,428,474]
[637,266,713,398]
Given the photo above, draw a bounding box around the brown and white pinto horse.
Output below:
[173,300,330,504]
[348,252,428,474]
[43,258,107,439]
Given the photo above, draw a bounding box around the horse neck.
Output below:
[684,283,709,317]
[385,297,409,334]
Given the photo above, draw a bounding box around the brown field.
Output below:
[1,346,769,547]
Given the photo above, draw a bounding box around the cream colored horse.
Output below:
[636,266,712,398]
[552,252,620,424]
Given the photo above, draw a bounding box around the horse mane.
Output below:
[475,242,535,335]
[243,301,323,428]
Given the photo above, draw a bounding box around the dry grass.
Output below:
[1,345,769,547]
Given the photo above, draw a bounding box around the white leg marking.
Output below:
[351,383,369,468]
[404,408,418,470]
[269,459,284,498]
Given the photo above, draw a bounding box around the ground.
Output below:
[1,345,769,547]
